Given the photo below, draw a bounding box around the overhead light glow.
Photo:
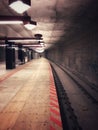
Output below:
[24,21,37,30]
[0,44,6,47]
[8,39,39,43]
[0,21,23,24]
[24,23,36,30]
[40,42,44,45]
[9,0,30,14]
[35,47,44,53]
[23,45,42,47]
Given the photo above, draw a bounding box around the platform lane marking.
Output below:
[50,95,60,110]
[50,89,57,97]
[50,92,59,106]
[50,108,60,116]
[49,65,63,130]
[50,91,56,95]
[50,95,60,109]
[50,102,59,108]
[50,90,57,96]
[50,97,58,103]
[50,88,57,93]
[50,125,56,130]
[50,90,57,98]
[50,115,62,127]
[50,87,57,90]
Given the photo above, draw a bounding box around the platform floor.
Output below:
[0,58,63,130]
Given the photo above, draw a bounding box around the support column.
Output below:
[28,49,33,60]
[31,50,33,59]
[5,41,16,69]
[18,45,25,64]
[26,48,31,61]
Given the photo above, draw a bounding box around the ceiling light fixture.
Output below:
[38,41,45,47]
[0,16,30,24]
[8,39,37,43]
[24,20,37,30]
[9,0,31,14]
[35,47,45,53]
[34,34,42,39]
[23,45,42,47]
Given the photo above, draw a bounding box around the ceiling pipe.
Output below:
[0,37,43,41]
[0,15,37,30]
[0,15,30,24]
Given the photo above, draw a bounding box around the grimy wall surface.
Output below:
[46,1,98,86]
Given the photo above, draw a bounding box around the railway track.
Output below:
[51,66,82,130]
[51,62,98,105]
[50,62,98,130]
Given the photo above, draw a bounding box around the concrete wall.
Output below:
[46,26,98,87]
[46,0,98,86]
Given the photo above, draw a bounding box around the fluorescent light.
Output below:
[8,39,39,43]
[9,0,30,14]
[24,23,36,30]
[0,44,6,47]
[40,42,44,45]
[24,21,37,30]
[23,45,42,47]
[34,47,45,53]
[0,21,23,24]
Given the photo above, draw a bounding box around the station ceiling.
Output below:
[0,0,97,50]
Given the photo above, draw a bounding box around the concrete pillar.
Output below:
[18,45,25,64]
[26,48,30,61]
[31,50,33,59]
[5,42,15,69]
[28,49,33,60]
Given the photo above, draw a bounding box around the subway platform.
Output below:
[0,58,63,130]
